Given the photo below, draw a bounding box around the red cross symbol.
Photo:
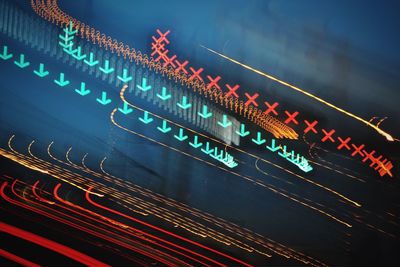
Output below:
[156,29,171,44]
[378,161,393,177]
[284,111,299,125]
[225,84,240,98]
[244,93,259,107]
[155,49,169,62]
[374,158,387,170]
[264,102,279,116]
[368,154,382,168]
[304,120,318,134]
[362,149,376,163]
[174,60,189,74]
[163,54,177,68]
[351,143,365,157]
[151,42,165,56]
[337,137,351,150]
[206,75,221,90]
[188,67,204,81]
[321,129,335,142]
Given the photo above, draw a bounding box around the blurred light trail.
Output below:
[200,45,398,142]
[0,248,40,267]
[0,218,110,266]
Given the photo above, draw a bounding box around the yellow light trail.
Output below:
[200,45,398,142]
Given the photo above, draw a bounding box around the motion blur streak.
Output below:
[86,187,253,267]
[0,248,41,267]
[0,209,110,266]
[201,45,397,142]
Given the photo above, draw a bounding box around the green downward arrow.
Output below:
[157,120,171,133]
[75,82,91,96]
[201,142,214,155]
[96,91,112,105]
[0,45,13,60]
[118,102,133,115]
[236,124,250,137]
[99,60,114,74]
[174,128,188,142]
[84,52,99,66]
[189,135,203,148]
[177,96,191,109]
[14,54,30,68]
[117,68,133,83]
[266,139,280,152]
[54,73,70,87]
[33,63,49,78]
[139,111,153,124]
[156,87,171,100]
[137,77,151,91]
[251,132,266,145]
[198,105,212,119]
[217,115,232,128]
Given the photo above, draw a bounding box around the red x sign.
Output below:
[244,93,259,107]
[225,84,240,98]
[206,75,221,90]
[264,102,279,116]
[304,120,318,134]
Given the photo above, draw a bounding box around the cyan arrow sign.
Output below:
[156,87,171,100]
[236,124,250,137]
[251,132,266,145]
[198,105,212,119]
[217,115,232,128]
[118,102,133,115]
[99,60,114,74]
[33,63,49,78]
[54,73,70,87]
[137,77,151,91]
[174,128,188,141]
[139,111,153,124]
[84,52,99,66]
[189,135,203,148]
[96,91,112,105]
[14,54,30,68]
[0,45,13,60]
[201,142,214,154]
[157,120,172,133]
[75,82,91,96]
[266,138,280,152]
[177,96,191,109]
[117,68,133,83]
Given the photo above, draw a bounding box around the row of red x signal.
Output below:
[150,29,393,178]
